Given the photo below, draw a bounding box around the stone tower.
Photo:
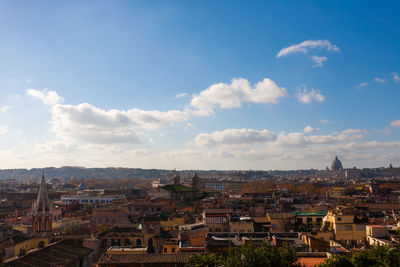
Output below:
[32,171,52,234]
[192,172,200,191]
[173,172,180,185]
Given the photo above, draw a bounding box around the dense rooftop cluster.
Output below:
[0,160,399,266]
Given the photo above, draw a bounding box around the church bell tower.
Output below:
[32,171,52,234]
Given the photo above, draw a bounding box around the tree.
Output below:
[318,254,354,267]
[186,242,298,267]
[185,252,224,267]
[319,244,400,267]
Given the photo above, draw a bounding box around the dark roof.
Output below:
[4,239,92,267]
[98,253,196,265]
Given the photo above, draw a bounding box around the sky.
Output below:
[0,0,399,170]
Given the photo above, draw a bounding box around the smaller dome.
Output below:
[331,156,343,170]
[77,180,86,190]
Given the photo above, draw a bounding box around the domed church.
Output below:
[331,156,343,171]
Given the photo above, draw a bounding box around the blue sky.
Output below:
[0,1,399,170]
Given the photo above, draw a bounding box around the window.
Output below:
[316,218,322,222]
[164,248,167,253]
[356,225,366,231]
[172,248,175,253]
[338,225,352,231]
[307,218,312,223]
[337,217,342,221]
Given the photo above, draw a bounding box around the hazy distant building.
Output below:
[331,156,343,171]
[192,172,200,191]
[315,156,346,179]
[173,172,181,185]
[77,179,87,191]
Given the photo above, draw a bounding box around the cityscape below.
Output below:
[0,156,399,266]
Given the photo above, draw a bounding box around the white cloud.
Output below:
[51,103,188,144]
[26,88,64,106]
[194,128,277,147]
[304,126,320,133]
[276,129,364,147]
[392,73,400,83]
[193,128,363,149]
[311,55,327,67]
[357,82,368,89]
[390,120,400,127]
[175,93,188,98]
[0,126,7,135]
[297,88,325,103]
[320,119,331,124]
[276,39,340,58]
[1,105,11,113]
[374,77,386,83]
[190,78,288,116]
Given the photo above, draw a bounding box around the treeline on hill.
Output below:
[0,167,271,180]
[0,166,397,181]
[0,167,167,180]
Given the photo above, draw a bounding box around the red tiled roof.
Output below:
[98,253,197,264]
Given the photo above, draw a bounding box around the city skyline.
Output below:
[0,1,399,170]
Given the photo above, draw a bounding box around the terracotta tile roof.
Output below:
[98,253,197,265]
[4,239,92,267]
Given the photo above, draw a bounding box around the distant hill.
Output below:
[0,167,271,181]
[0,167,169,180]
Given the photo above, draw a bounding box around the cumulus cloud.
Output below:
[311,55,327,67]
[190,78,288,116]
[276,129,364,147]
[320,119,331,124]
[297,88,325,103]
[276,39,340,58]
[193,128,364,150]
[337,140,400,151]
[26,88,64,106]
[392,73,400,83]
[303,126,320,133]
[175,93,188,98]
[390,120,400,127]
[374,77,386,83]
[193,128,277,147]
[1,105,11,113]
[51,103,189,144]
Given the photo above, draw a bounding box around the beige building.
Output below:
[229,217,254,233]
[323,209,367,244]
[147,188,171,200]
[203,209,232,232]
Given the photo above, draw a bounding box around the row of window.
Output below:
[61,199,113,203]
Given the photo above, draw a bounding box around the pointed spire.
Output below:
[32,170,51,214]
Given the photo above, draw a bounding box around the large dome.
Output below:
[331,156,343,170]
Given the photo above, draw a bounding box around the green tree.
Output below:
[187,242,299,267]
[185,252,224,267]
[318,254,354,267]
